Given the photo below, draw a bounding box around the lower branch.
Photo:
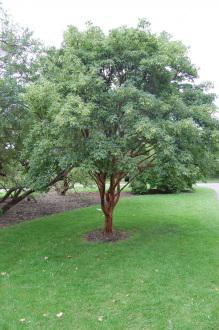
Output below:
[0,187,17,203]
[1,189,34,214]
[0,166,74,215]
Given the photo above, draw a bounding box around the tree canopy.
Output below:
[22,21,219,234]
[0,6,41,211]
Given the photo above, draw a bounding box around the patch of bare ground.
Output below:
[85,229,129,243]
[0,191,131,228]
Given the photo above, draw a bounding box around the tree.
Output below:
[131,156,213,194]
[131,82,219,193]
[24,21,218,234]
[0,5,41,212]
[0,7,70,214]
[54,167,93,195]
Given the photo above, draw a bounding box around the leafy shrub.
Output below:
[131,162,202,194]
[214,160,219,177]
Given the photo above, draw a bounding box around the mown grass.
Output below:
[71,182,131,193]
[0,188,219,329]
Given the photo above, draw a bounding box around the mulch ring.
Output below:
[85,229,129,243]
[0,191,132,228]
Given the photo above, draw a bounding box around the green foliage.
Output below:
[69,167,93,187]
[1,15,218,218]
[131,163,200,194]
[54,167,93,194]
[131,139,217,194]
[24,21,219,195]
[213,159,219,178]
[0,5,41,192]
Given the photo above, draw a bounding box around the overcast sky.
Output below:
[3,0,219,104]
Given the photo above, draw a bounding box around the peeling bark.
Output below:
[93,172,124,234]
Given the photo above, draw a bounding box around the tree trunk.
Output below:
[92,172,124,235]
[0,187,16,203]
[0,166,74,215]
[104,210,113,234]
[60,177,70,195]
[1,189,34,214]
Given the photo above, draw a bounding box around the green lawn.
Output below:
[1,188,219,329]
[71,182,131,193]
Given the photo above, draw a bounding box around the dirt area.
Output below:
[85,229,129,243]
[0,191,131,228]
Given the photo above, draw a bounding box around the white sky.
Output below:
[3,0,219,104]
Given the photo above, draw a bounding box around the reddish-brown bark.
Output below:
[93,172,124,234]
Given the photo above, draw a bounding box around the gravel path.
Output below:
[197,183,219,200]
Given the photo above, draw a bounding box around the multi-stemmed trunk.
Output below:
[93,172,125,235]
[0,187,17,204]
[1,189,34,214]
[0,167,73,216]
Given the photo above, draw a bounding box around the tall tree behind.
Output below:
[0,5,41,211]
